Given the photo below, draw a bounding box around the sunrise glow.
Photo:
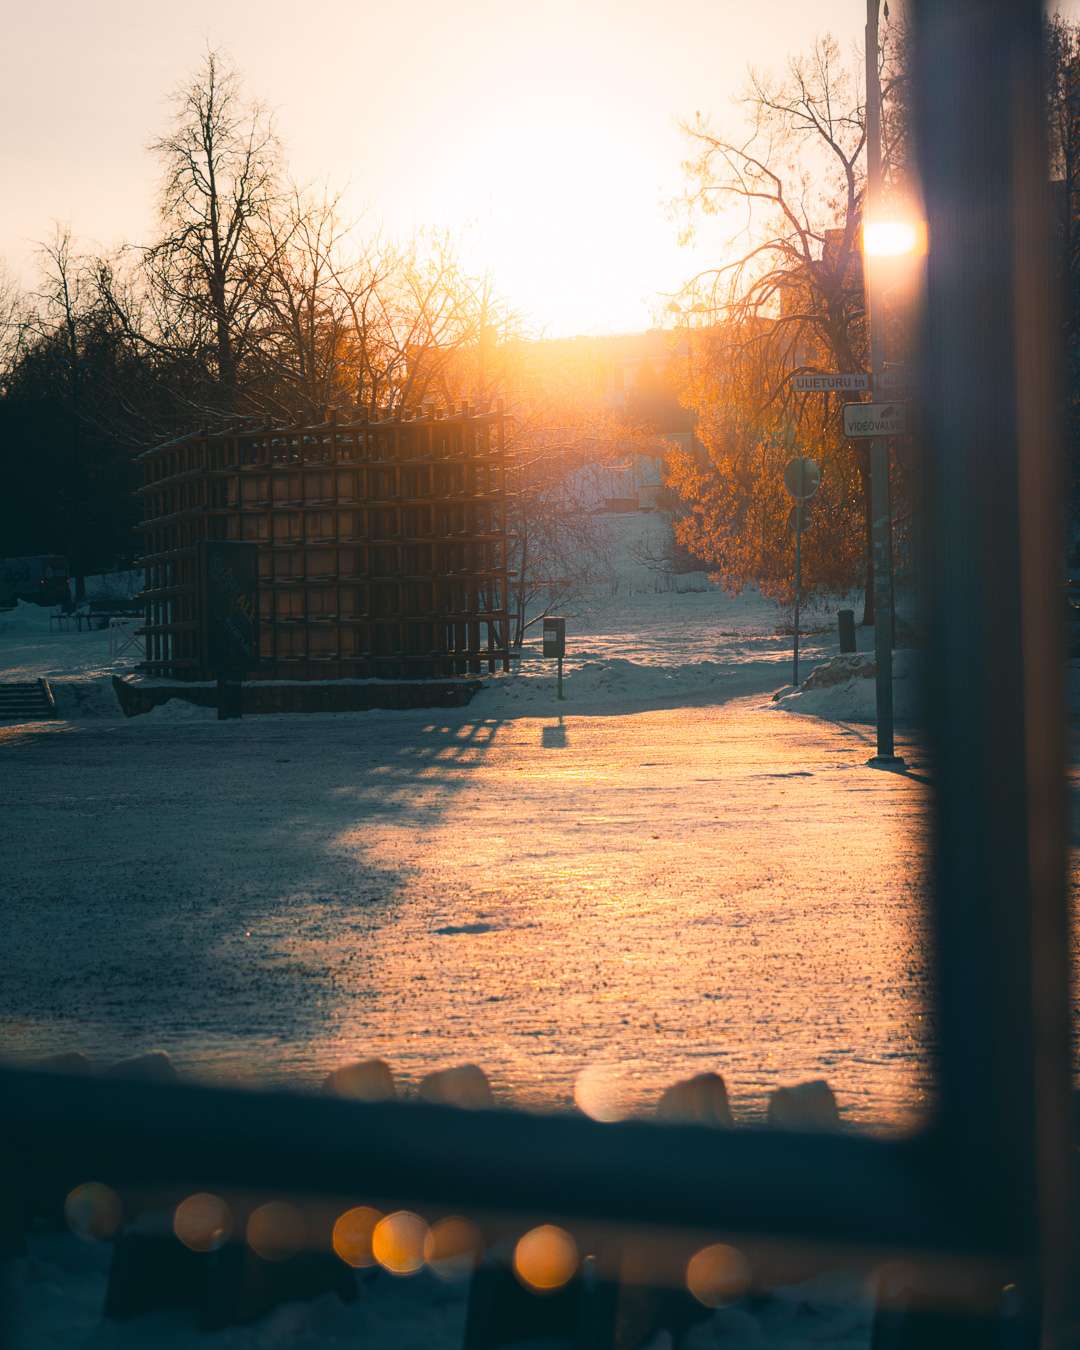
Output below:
[420,102,695,335]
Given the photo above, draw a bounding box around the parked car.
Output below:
[0,555,71,607]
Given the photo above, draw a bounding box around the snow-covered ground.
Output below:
[771,650,922,723]
[0,515,889,720]
[2,522,930,1348]
[1,531,932,1120]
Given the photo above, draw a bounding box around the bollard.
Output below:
[838,609,857,654]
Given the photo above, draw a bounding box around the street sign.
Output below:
[843,402,907,437]
[542,617,565,658]
[875,369,915,392]
[197,540,261,675]
[543,616,567,700]
[783,457,821,498]
[787,503,813,531]
[793,372,869,393]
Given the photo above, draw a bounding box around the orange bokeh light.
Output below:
[424,1216,484,1281]
[64,1182,122,1241]
[372,1210,429,1274]
[513,1224,578,1291]
[246,1201,306,1262]
[686,1243,752,1308]
[332,1206,383,1268]
[174,1193,233,1252]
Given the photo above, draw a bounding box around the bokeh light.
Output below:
[372,1210,429,1274]
[686,1243,752,1308]
[174,1193,233,1252]
[246,1201,306,1261]
[513,1224,578,1291]
[64,1182,122,1241]
[332,1206,383,1268]
[573,1063,632,1122]
[424,1216,484,1281]
[863,220,927,257]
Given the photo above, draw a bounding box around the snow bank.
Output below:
[475,656,738,714]
[140,698,220,722]
[770,649,922,722]
[50,677,126,721]
[0,599,55,633]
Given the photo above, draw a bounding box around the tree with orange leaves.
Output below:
[666,29,914,621]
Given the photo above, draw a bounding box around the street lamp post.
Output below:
[865,0,903,765]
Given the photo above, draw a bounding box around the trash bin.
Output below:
[838,609,856,654]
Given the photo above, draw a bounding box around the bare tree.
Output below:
[0,257,26,388]
[246,182,371,422]
[483,337,653,644]
[669,29,913,621]
[25,227,96,593]
[503,426,622,646]
[372,232,513,418]
[143,48,280,405]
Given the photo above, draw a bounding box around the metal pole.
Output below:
[557,655,564,701]
[866,0,900,762]
[888,501,896,649]
[793,458,802,687]
[911,0,1076,1330]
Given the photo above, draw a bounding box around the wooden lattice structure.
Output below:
[135,405,509,682]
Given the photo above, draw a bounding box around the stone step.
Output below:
[0,680,57,720]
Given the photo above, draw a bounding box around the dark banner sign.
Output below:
[197,541,260,675]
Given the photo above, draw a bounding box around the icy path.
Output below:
[0,696,931,1132]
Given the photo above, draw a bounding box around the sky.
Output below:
[3,1,1074,337]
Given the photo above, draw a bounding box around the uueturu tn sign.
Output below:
[792,372,869,393]
[843,402,907,437]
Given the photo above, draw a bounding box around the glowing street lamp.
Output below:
[863,220,928,259]
[863,0,918,767]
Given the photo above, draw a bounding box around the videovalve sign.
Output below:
[843,402,907,437]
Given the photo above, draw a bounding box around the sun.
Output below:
[425,101,694,336]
